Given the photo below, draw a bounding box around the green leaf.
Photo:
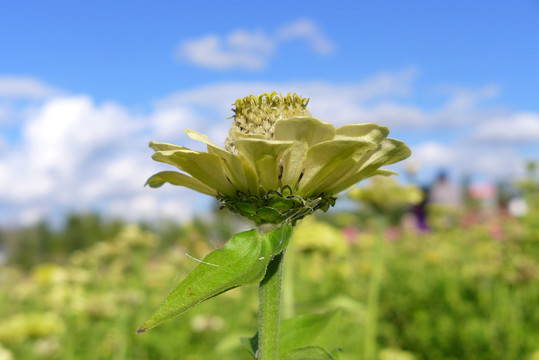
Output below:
[279,309,342,357]
[282,346,336,360]
[240,335,258,359]
[241,309,342,358]
[137,224,293,333]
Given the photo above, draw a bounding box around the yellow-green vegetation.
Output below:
[0,206,538,359]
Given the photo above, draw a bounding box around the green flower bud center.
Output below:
[225,92,311,152]
[219,185,336,226]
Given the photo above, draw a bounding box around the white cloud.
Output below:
[439,85,500,112]
[352,103,427,128]
[474,112,539,144]
[227,30,275,54]
[276,19,335,54]
[0,133,5,151]
[177,34,272,70]
[412,142,457,169]
[0,96,192,223]
[150,106,200,139]
[22,96,138,178]
[0,103,12,125]
[0,76,64,99]
[175,19,335,70]
[409,141,528,183]
[108,192,199,223]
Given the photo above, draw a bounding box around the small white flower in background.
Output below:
[0,344,14,360]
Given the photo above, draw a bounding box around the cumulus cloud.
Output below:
[0,103,12,125]
[410,140,527,182]
[411,142,457,169]
[0,92,215,226]
[177,33,274,70]
[439,84,500,112]
[276,19,335,54]
[175,19,334,70]
[0,76,64,99]
[474,112,539,144]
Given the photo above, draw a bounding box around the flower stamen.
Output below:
[224,92,311,152]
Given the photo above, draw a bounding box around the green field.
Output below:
[1,200,538,360]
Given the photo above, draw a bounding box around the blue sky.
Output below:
[0,0,538,225]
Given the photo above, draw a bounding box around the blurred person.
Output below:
[429,171,462,209]
[409,186,430,231]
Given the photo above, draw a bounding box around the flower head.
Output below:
[147,92,411,225]
[348,175,423,213]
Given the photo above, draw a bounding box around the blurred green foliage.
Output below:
[0,199,538,359]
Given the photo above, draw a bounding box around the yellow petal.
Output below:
[185,129,258,194]
[297,139,377,197]
[149,141,187,152]
[325,138,411,194]
[274,116,335,146]
[335,123,389,143]
[235,139,294,193]
[152,149,236,197]
[229,130,266,141]
[279,142,309,191]
[372,169,398,176]
[145,171,218,196]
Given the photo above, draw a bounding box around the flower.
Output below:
[348,175,423,213]
[147,92,411,225]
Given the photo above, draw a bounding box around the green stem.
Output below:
[258,250,285,360]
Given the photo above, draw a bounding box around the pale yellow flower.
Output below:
[348,175,423,213]
[147,93,411,224]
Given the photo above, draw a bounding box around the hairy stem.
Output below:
[257,251,285,360]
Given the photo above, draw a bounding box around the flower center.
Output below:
[219,185,336,225]
[224,92,311,152]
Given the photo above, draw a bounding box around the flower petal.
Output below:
[280,142,309,191]
[297,139,377,197]
[335,123,389,143]
[235,139,294,193]
[372,169,398,176]
[185,129,258,195]
[229,130,266,141]
[145,171,218,196]
[274,116,336,146]
[325,138,411,194]
[151,149,236,197]
[149,141,187,152]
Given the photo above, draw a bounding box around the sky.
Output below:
[0,0,538,226]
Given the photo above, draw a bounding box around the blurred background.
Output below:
[0,1,538,359]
